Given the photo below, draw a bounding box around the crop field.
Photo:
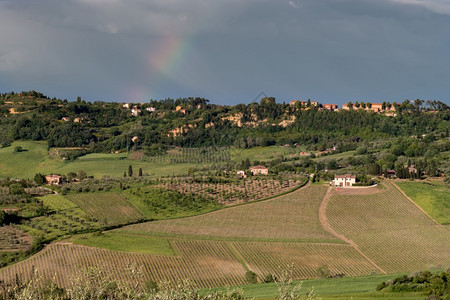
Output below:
[66,193,145,226]
[327,183,436,233]
[40,194,78,211]
[396,180,450,224]
[326,182,450,273]
[0,226,31,252]
[348,226,450,273]
[118,185,340,243]
[0,241,247,289]
[20,207,102,240]
[71,233,175,255]
[153,176,306,205]
[230,146,299,163]
[134,147,232,164]
[234,242,379,278]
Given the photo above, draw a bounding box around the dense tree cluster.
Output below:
[1,91,448,154]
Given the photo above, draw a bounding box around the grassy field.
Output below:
[66,193,145,226]
[0,141,207,178]
[396,180,450,224]
[71,233,175,255]
[230,146,300,163]
[0,141,60,178]
[312,150,357,162]
[76,152,128,160]
[118,185,339,243]
[200,273,424,299]
[326,182,450,273]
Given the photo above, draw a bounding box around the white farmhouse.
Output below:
[333,174,356,187]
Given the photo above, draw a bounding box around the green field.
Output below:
[71,233,175,255]
[230,146,300,163]
[66,193,145,225]
[40,194,78,211]
[312,150,357,162]
[0,141,61,178]
[200,273,423,300]
[396,181,450,224]
[76,152,128,160]
[0,141,207,178]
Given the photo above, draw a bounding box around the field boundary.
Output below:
[137,177,310,224]
[226,242,250,272]
[392,182,440,226]
[318,187,387,274]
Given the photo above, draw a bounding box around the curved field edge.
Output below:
[326,181,450,273]
[395,180,450,225]
[115,184,341,243]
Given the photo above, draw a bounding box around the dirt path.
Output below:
[391,182,440,226]
[318,187,387,274]
[227,242,252,272]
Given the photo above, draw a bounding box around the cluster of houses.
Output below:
[45,174,62,185]
[122,103,156,117]
[331,174,356,187]
[236,165,269,178]
[289,100,339,111]
[121,102,199,117]
[60,116,86,123]
[289,100,398,114]
[341,103,397,113]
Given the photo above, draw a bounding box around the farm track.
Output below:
[318,187,387,274]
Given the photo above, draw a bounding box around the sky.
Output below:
[0,0,449,106]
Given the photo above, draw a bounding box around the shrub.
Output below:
[263,273,276,283]
[316,265,330,278]
[245,270,258,284]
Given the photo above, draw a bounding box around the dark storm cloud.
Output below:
[0,0,449,104]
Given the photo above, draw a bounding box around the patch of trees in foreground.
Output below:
[377,270,449,300]
[0,265,320,300]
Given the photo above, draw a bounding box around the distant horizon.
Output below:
[2,89,449,107]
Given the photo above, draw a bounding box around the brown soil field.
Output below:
[326,181,450,273]
[234,242,380,278]
[0,226,32,252]
[117,184,340,243]
[0,241,246,289]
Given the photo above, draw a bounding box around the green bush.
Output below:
[245,270,258,284]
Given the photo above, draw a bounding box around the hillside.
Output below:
[2,180,448,293]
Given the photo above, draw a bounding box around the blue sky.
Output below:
[0,0,449,105]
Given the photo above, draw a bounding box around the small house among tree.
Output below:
[45,175,62,185]
[333,174,356,187]
[250,165,269,175]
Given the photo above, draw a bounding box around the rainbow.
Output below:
[122,34,191,102]
[148,34,187,78]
